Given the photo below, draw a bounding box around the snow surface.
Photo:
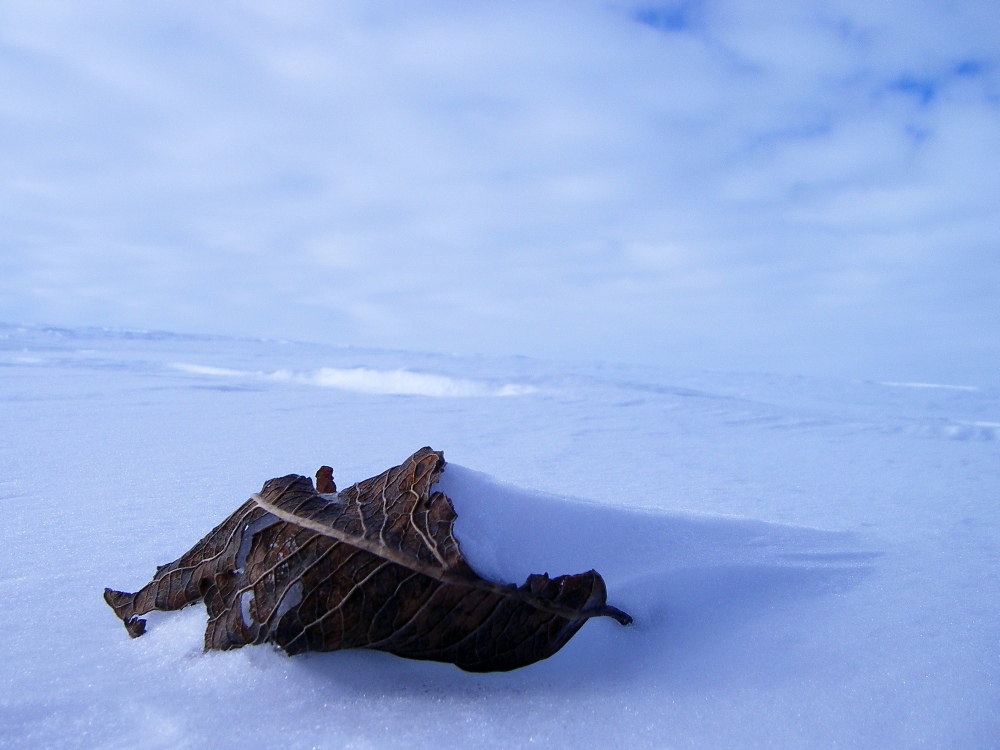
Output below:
[1,324,998,748]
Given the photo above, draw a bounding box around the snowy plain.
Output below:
[1,323,998,749]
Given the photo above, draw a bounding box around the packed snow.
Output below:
[1,324,998,748]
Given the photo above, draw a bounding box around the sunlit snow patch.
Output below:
[170,363,534,397]
[171,363,246,378]
[881,381,979,392]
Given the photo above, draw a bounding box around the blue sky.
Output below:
[1,1,998,382]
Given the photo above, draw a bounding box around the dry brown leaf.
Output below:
[104,447,631,672]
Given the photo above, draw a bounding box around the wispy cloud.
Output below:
[1,1,997,382]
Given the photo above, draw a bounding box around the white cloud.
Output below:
[0,0,997,382]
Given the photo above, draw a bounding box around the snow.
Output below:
[171,363,536,398]
[1,324,998,748]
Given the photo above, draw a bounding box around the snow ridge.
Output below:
[171,362,535,397]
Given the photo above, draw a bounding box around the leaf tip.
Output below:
[104,588,149,637]
[316,465,336,493]
[598,605,633,626]
[124,617,147,638]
